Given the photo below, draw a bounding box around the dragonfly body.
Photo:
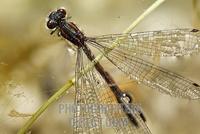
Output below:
[47,8,144,127]
[46,7,200,134]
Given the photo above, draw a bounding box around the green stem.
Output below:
[17,0,165,133]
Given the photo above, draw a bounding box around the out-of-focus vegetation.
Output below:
[0,0,200,134]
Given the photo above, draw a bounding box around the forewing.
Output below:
[73,48,102,133]
[88,39,200,99]
[89,29,200,57]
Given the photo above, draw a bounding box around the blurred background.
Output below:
[1,0,200,133]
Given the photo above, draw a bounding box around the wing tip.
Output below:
[193,83,200,87]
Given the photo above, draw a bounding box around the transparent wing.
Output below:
[88,39,200,100]
[74,47,151,133]
[88,29,200,57]
[73,48,102,134]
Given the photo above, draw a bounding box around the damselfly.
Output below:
[46,8,200,134]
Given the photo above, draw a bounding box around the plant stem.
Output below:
[17,0,165,133]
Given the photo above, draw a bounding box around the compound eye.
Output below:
[57,8,66,18]
[47,20,58,29]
